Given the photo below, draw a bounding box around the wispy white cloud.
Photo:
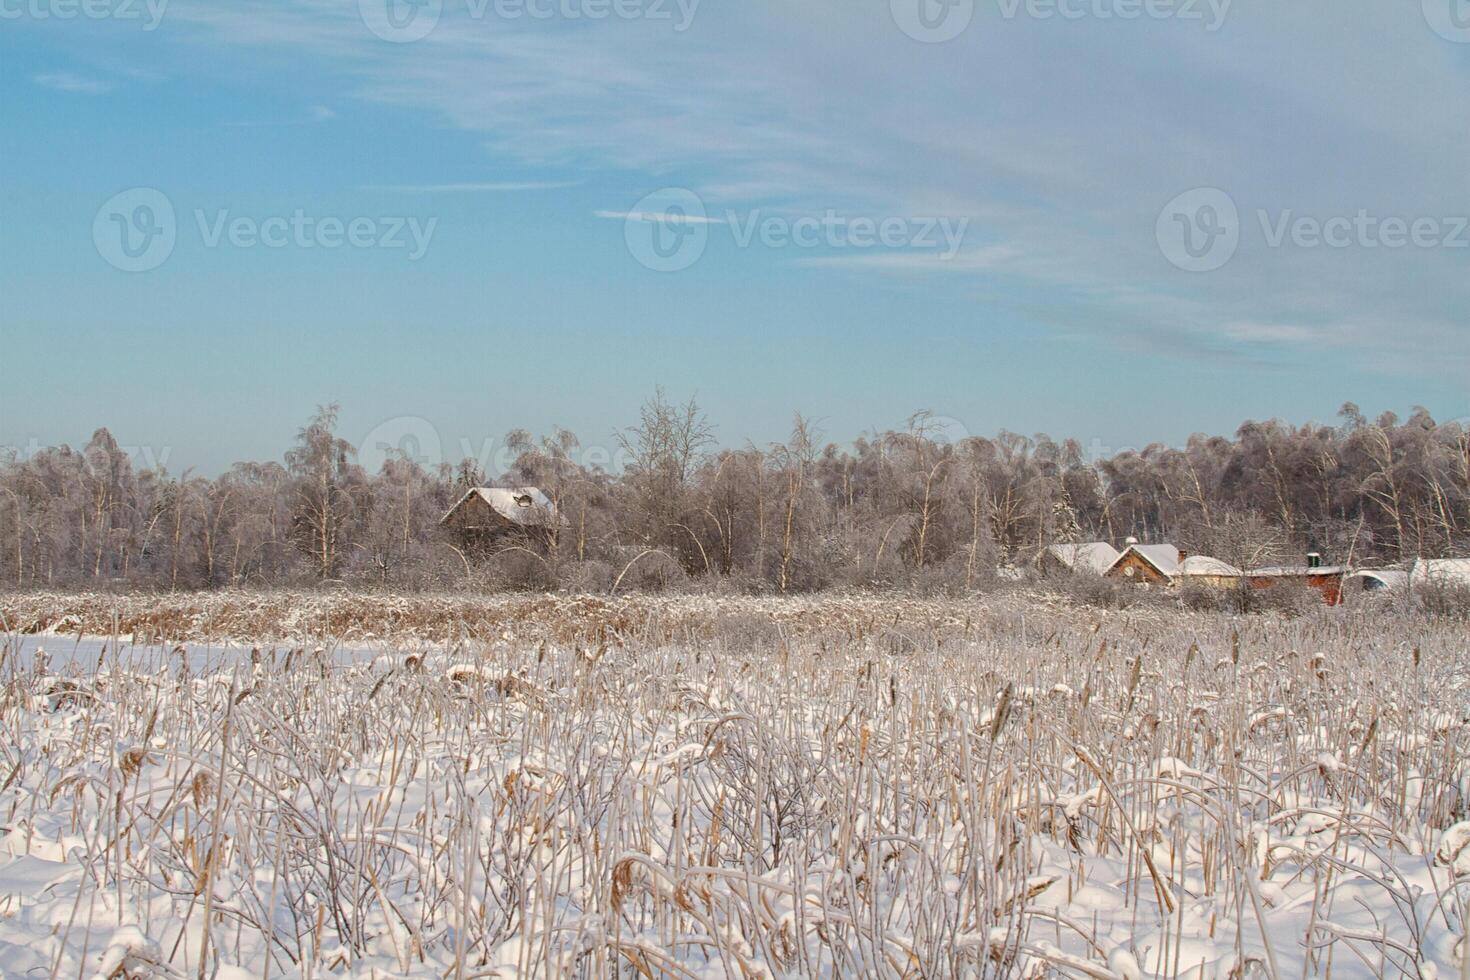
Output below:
[33,72,113,95]
[594,209,726,225]
[794,245,1018,271]
[147,0,1470,375]
[364,181,581,193]
[1218,322,1331,346]
[223,105,337,128]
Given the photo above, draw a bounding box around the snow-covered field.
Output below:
[0,598,1467,978]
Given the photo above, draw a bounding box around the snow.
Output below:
[1178,555,1243,577]
[1109,543,1183,577]
[1048,542,1122,575]
[1412,558,1470,590]
[0,597,1467,977]
[0,854,76,907]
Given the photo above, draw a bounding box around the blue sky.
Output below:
[2,0,1468,475]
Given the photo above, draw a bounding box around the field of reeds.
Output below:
[0,593,1466,978]
[0,589,1064,647]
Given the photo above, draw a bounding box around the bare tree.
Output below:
[285,404,363,579]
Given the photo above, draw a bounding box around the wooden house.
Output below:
[1244,554,1346,605]
[1105,543,1182,584]
[441,487,561,554]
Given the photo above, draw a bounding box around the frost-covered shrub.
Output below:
[1044,571,1163,610]
[1418,578,1470,619]
[558,559,613,593]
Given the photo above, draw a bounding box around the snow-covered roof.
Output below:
[444,487,559,527]
[1347,570,1410,591]
[1410,558,1470,589]
[1109,544,1182,577]
[1178,555,1242,577]
[1045,542,1120,575]
[1247,564,1347,577]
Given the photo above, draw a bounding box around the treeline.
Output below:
[1,396,1466,593]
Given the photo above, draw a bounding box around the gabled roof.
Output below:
[1178,555,1242,577]
[1411,558,1470,589]
[1045,542,1120,575]
[443,487,559,527]
[1108,543,1181,577]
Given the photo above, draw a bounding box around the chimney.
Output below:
[1125,536,1139,547]
[1307,552,1322,569]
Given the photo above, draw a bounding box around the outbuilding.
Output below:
[1345,569,1409,594]
[1039,542,1121,576]
[1410,558,1470,589]
[1245,554,1346,605]
[1176,555,1243,588]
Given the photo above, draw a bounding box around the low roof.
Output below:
[1178,555,1242,577]
[1045,542,1120,574]
[1347,570,1410,590]
[1410,558,1470,588]
[443,487,559,527]
[1108,543,1181,577]
[1247,564,1347,577]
